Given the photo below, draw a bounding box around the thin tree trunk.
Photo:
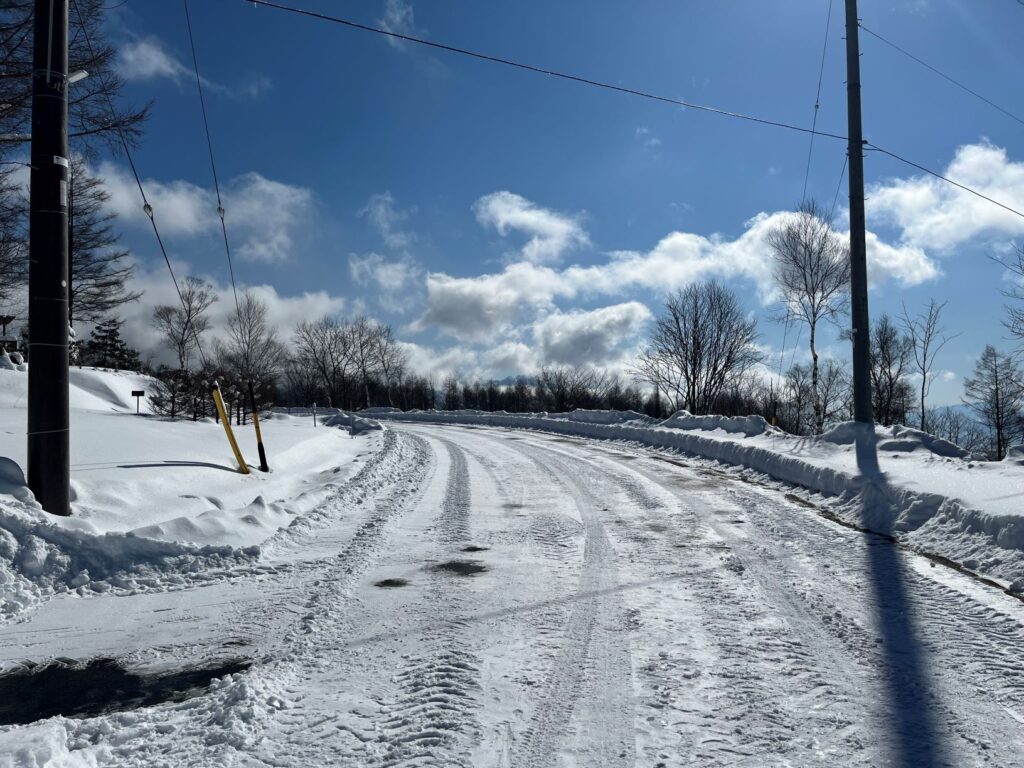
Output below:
[810,323,822,434]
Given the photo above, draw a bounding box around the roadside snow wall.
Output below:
[364,408,1024,589]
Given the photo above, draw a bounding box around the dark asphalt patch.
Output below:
[0,657,250,725]
[374,578,410,588]
[432,560,488,576]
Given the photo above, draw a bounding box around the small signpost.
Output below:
[131,390,145,415]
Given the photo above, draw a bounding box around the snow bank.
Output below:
[369,409,1024,587]
[271,408,384,435]
[0,475,254,621]
[0,371,386,620]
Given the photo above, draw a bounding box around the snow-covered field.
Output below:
[3,376,1024,766]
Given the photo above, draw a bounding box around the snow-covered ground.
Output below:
[366,408,1024,591]
[4,374,1024,766]
[0,366,379,620]
[2,422,1023,766]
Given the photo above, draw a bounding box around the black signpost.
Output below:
[132,390,144,415]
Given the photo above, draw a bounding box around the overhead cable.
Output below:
[859,22,1024,129]
[183,0,241,315]
[242,0,1024,224]
[802,0,834,201]
[243,0,849,142]
[71,0,210,368]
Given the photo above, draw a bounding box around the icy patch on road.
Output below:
[368,408,1024,587]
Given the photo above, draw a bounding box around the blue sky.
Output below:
[96,0,1024,404]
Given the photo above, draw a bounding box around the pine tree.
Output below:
[69,158,142,324]
[82,317,140,371]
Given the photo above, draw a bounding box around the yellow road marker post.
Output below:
[212,384,249,474]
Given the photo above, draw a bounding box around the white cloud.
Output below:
[116,37,270,98]
[359,192,415,250]
[112,260,345,367]
[378,0,420,49]
[863,230,940,287]
[533,303,651,367]
[117,38,189,83]
[99,163,313,263]
[635,126,662,149]
[350,253,421,299]
[473,191,589,265]
[868,141,1024,252]
[416,197,937,342]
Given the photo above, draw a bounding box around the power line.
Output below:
[829,153,848,221]
[802,0,834,201]
[859,22,1024,129]
[867,142,1024,221]
[239,0,1024,226]
[243,0,849,143]
[72,0,210,368]
[183,0,241,315]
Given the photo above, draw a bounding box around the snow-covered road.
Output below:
[3,423,1024,767]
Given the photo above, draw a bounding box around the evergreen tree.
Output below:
[68,157,142,324]
[82,317,140,371]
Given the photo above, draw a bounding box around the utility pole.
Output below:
[28,0,71,515]
[845,0,873,424]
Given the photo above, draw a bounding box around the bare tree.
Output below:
[371,322,409,408]
[217,291,284,394]
[768,201,850,434]
[926,405,989,455]
[963,345,1024,460]
[292,315,354,408]
[537,366,607,411]
[870,314,914,427]
[151,277,217,371]
[819,358,852,426]
[633,281,761,415]
[995,244,1024,343]
[901,299,956,432]
[784,364,813,435]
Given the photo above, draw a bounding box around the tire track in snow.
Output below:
[496,439,635,768]
[555,436,1024,766]
[371,434,482,767]
[521,436,876,766]
[436,437,471,544]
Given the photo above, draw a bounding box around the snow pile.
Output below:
[369,408,1024,587]
[0,482,254,621]
[660,411,772,437]
[322,412,383,435]
[0,351,26,373]
[0,369,386,621]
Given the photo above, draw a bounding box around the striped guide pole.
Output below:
[247,382,270,472]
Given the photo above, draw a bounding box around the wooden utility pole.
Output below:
[845,0,873,424]
[28,0,71,515]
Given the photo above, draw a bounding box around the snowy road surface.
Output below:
[2,423,1024,766]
